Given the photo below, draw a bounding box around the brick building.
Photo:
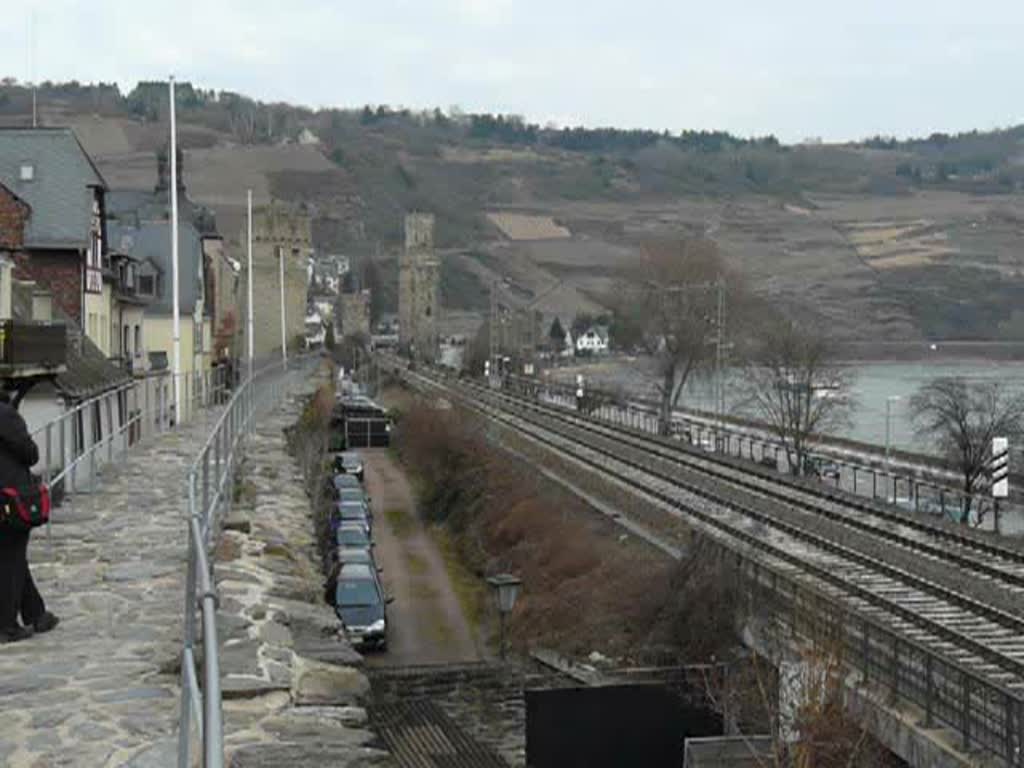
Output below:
[0,128,108,334]
[0,182,29,251]
[398,212,440,362]
[242,203,311,361]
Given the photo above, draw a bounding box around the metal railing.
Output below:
[29,366,237,509]
[176,354,319,768]
[739,553,1024,765]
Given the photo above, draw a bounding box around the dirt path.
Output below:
[362,448,482,666]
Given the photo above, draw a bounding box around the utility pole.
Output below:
[29,11,37,128]
[278,246,287,367]
[246,189,254,381]
[169,76,181,421]
[489,280,499,385]
[715,277,726,423]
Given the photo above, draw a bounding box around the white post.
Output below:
[246,189,254,381]
[169,77,181,421]
[885,395,900,464]
[278,246,287,366]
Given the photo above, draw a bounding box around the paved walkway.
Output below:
[0,416,219,767]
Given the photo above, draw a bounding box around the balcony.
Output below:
[0,320,67,378]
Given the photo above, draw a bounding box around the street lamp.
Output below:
[487,573,522,660]
[885,395,901,464]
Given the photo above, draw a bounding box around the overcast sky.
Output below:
[2,0,1022,143]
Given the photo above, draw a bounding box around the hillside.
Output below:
[4,80,1024,343]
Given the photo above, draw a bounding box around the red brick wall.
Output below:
[0,184,29,250]
[13,251,83,325]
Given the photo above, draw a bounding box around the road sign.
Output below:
[992,437,1009,498]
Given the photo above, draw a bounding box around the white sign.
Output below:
[992,437,1009,498]
[524,363,534,376]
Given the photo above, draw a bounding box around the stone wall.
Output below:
[215,366,393,767]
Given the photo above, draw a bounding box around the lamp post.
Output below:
[885,395,901,465]
[487,573,522,661]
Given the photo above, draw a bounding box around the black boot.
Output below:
[32,612,59,634]
[0,625,34,644]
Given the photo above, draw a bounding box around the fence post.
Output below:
[105,394,114,463]
[862,621,870,683]
[177,478,200,768]
[924,654,934,727]
[963,672,972,752]
[1004,694,1015,767]
[59,416,67,493]
[893,636,900,701]
[44,423,52,485]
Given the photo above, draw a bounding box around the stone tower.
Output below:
[242,202,312,360]
[398,213,440,361]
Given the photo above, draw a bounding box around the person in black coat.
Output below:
[0,392,59,643]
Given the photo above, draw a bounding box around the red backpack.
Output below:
[0,483,51,532]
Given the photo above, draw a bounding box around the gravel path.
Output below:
[361,449,482,666]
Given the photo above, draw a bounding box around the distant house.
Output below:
[297,128,321,146]
[575,326,609,355]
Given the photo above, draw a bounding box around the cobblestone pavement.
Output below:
[0,414,223,768]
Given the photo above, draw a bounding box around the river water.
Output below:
[561,357,1024,456]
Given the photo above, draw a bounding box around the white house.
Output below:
[575,326,609,355]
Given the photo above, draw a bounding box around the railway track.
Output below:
[392,363,1024,740]
[473,379,1024,612]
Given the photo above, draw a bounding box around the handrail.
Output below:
[176,353,319,768]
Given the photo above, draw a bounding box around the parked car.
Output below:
[336,521,373,551]
[337,487,371,506]
[333,562,391,650]
[326,471,362,500]
[324,548,381,603]
[333,500,373,533]
[335,451,365,481]
[329,546,378,570]
[332,472,362,490]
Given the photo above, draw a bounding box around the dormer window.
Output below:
[19,164,34,181]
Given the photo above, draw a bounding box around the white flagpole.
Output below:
[278,246,287,366]
[169,76,181,421]
[246,189,254,381]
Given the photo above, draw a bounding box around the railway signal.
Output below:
[991,437,1009,498]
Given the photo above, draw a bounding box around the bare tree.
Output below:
[613,240,735,434]
[736,318,854,476]
[908,378,1024,523]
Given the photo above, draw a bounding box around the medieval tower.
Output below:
[398,213,440,361]
[242,202,312,360]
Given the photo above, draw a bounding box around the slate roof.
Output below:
[10,297,131,400]
[56,324,132,400]
[0,128,106,250]
[107,220,207,316]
